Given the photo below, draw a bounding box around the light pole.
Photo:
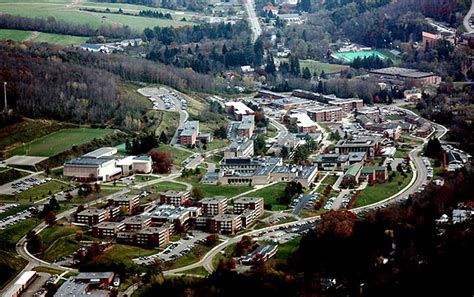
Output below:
[3,81,7,112]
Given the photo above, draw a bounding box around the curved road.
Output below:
[463,0,474,33]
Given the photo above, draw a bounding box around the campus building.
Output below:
[178,121,199,146]
[307,105,343,122]
[237,115,255,138]
[369,67,442,87]
[136,226,170,246]
[225,101,255,120]
[159,190,190,206]
[336,138,380,158]
[63,148,122,182]
[107,195,140,215]
[288,112,318,133]
[200,197,228,216]
[224,139,254,158]
[92,222,125,237]
[211,214,242,234]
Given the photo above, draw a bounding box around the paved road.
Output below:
[463,0,474,33]
[243,0,262,42]
[269,117,289,143]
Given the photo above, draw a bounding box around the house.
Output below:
[178,121,199,146]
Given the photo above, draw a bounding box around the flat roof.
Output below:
[289,113,316,128]
[94,221,124,229]
[78,208,106,216]
[83,147,117,158]
[370,67,437,78]
[201,196,228,204]
[234,197,263,204]
[225,101,254,115]
[76,271,114,280]
[213,213,240,221]
[238,115,255,130]
[65,157,115,167]
[16,271,36,285]
[180,121,199,137]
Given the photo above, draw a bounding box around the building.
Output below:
[219,156,282,186]
[271,165,318,188]
[92,221,125,237]
[342,162,363,184]
[64,150,121,182]
[178,121,199,146]
[314,153,350,171]
[263,4,278,14]
[136,226,170,246]
[116,155,152,175]
[200,197,228,216]
[54,272,115,297]
[145,204,197,228]
[369,67,442,87]
[288,113,318,133]
[255,90,287,99]
[272,97,314,110]
[212,213,242,234]
[123,215,152,231]
[422,31,441,50]
[233,197,264,217]
[77,208,110,226]
[336,138,379,157]
[159,190,190,206]
[74,272,115,286]
[307,106,343,122]
[237,115,255,138]
[404,88,423,101]
[107,195,140,214]
[224,139,254,158]
[360,166,388,183]
[241,244,278,265]
[5,271,37,297]
[327,98,364,113]
[225,101,255,120]
[278,14,302,24]
[80,43,109,54]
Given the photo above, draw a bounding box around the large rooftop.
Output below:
[370,67,437,79]
[180,121,199,137]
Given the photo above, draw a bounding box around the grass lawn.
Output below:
[280,58,349,75]
[354,172,413,207]
[180,266,209,276]
[162,243,215,270]
[33,266,63,275]
[10,128,116,157]
[245,183,288,211]
[0,29,88,45]
[134,175,159,182]
[152,181,187,192]
[0,217,39,245]
[204,138,230,151]
[95,244,157,268]
[156,144,192,165]
[385,114,404,120]
[394,149,410,159]
[0,29,32,41]
[274,236,301,261]
[62,188,120,204]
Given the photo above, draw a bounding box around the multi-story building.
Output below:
[63,153,121,182]
[92,222,125,237]
[224,101,255,120]
[123,215,152,231]
[178,121,199,146]
[237,115,255,138]
[77,208,109,226]
[327,98,364,113]
[145,204,200,228]
[336,138,379,158]
[307,106,343,122]
[233,197,264,217]
[159,190,190,206]
[240,209,260,228]
[200,197,228,216]
[288,113,318,133]
[224,139,254,158]
[107,195,140,215]
[212,214,242,234]
[136,226,170,247]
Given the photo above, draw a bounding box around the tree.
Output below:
[254,135,266,155]
[94,183,101,193]
[213,126,227,139]
[280,146,289,159]
[396,163,403,173]
[26,230,43,254]
[302,67,312,79]
[75,230,84,241]
[205,234,218,246]
[159,131,169,144]
[387,163,392,171]
[149,149,173,174]
[65,192,74,201]
[265,54,276,74]
[293,146,308,164]
[191,186,204,200]
[425,137,442,159]
[45,211,56,226]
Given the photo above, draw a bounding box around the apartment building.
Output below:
[136,226,170,247]
[307,106,343,122]
[212,214,242,234]
[327,98,364,113]
[224,139,254,158]
[76,208,109,226]
[178,121,199,146]
[233,197,264,216]
[200,197,228,216]
[123,215,152,231]
[92,222,125,237]
[159,190,190,206]
[237,115,255,138]
[107,195,140,215]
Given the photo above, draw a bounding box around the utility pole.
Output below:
[3,81,7,112]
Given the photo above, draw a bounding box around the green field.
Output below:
[0,0,195,32]
[3,180,69,202]
[0,29,89,45]
[180,266,209,276]
[10,128,115,157]
[94,244,156,268]
[245,183,287,211]
[280,58,349,75]
[41,224,92,262]
[156,144,192,165]
[163,244,214,270]
[354,172,413,207]
[332,50,390,63]
[152,181,187,192]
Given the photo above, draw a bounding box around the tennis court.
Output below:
[332,50,389,63]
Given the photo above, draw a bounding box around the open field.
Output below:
[94,244,157,268]
[178,171,253,198]
[280,58,349,74]
[156,144,192,165]
[246,183,287,211]
[0,180,69,202]
[203,138,229,151]
[152,181,187,193]
[41,224,93,262]
[0,0,195,33]
[0,29,89,45]
[10,128,116,157]
[332,50,390,63]
[354,172,413,207]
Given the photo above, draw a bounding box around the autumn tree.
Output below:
[191,186,205,200]
[149,149,173,174]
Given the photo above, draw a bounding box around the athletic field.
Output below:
[332,50,389,63]
[10,128,115,157]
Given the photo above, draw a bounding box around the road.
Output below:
[463,0,474,33]
[243,0,262,42]
[268,117,289,143]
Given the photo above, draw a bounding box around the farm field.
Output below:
[0,29,88,45]
[9,128,116,157]
[0,0,196,32]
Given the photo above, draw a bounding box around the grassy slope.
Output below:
[280,58,349,74]
[0,29,88,45]
[354,172,413,207]
[10,128,115,157]
[245,183,287,211]
[152,181,187,192]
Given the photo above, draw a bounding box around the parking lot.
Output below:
[138,87,187,112]
[1,176,52,195]
[0,205,35,230]
[291,193,319,215]
[132,231,209,265]
[252,221,313,244]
